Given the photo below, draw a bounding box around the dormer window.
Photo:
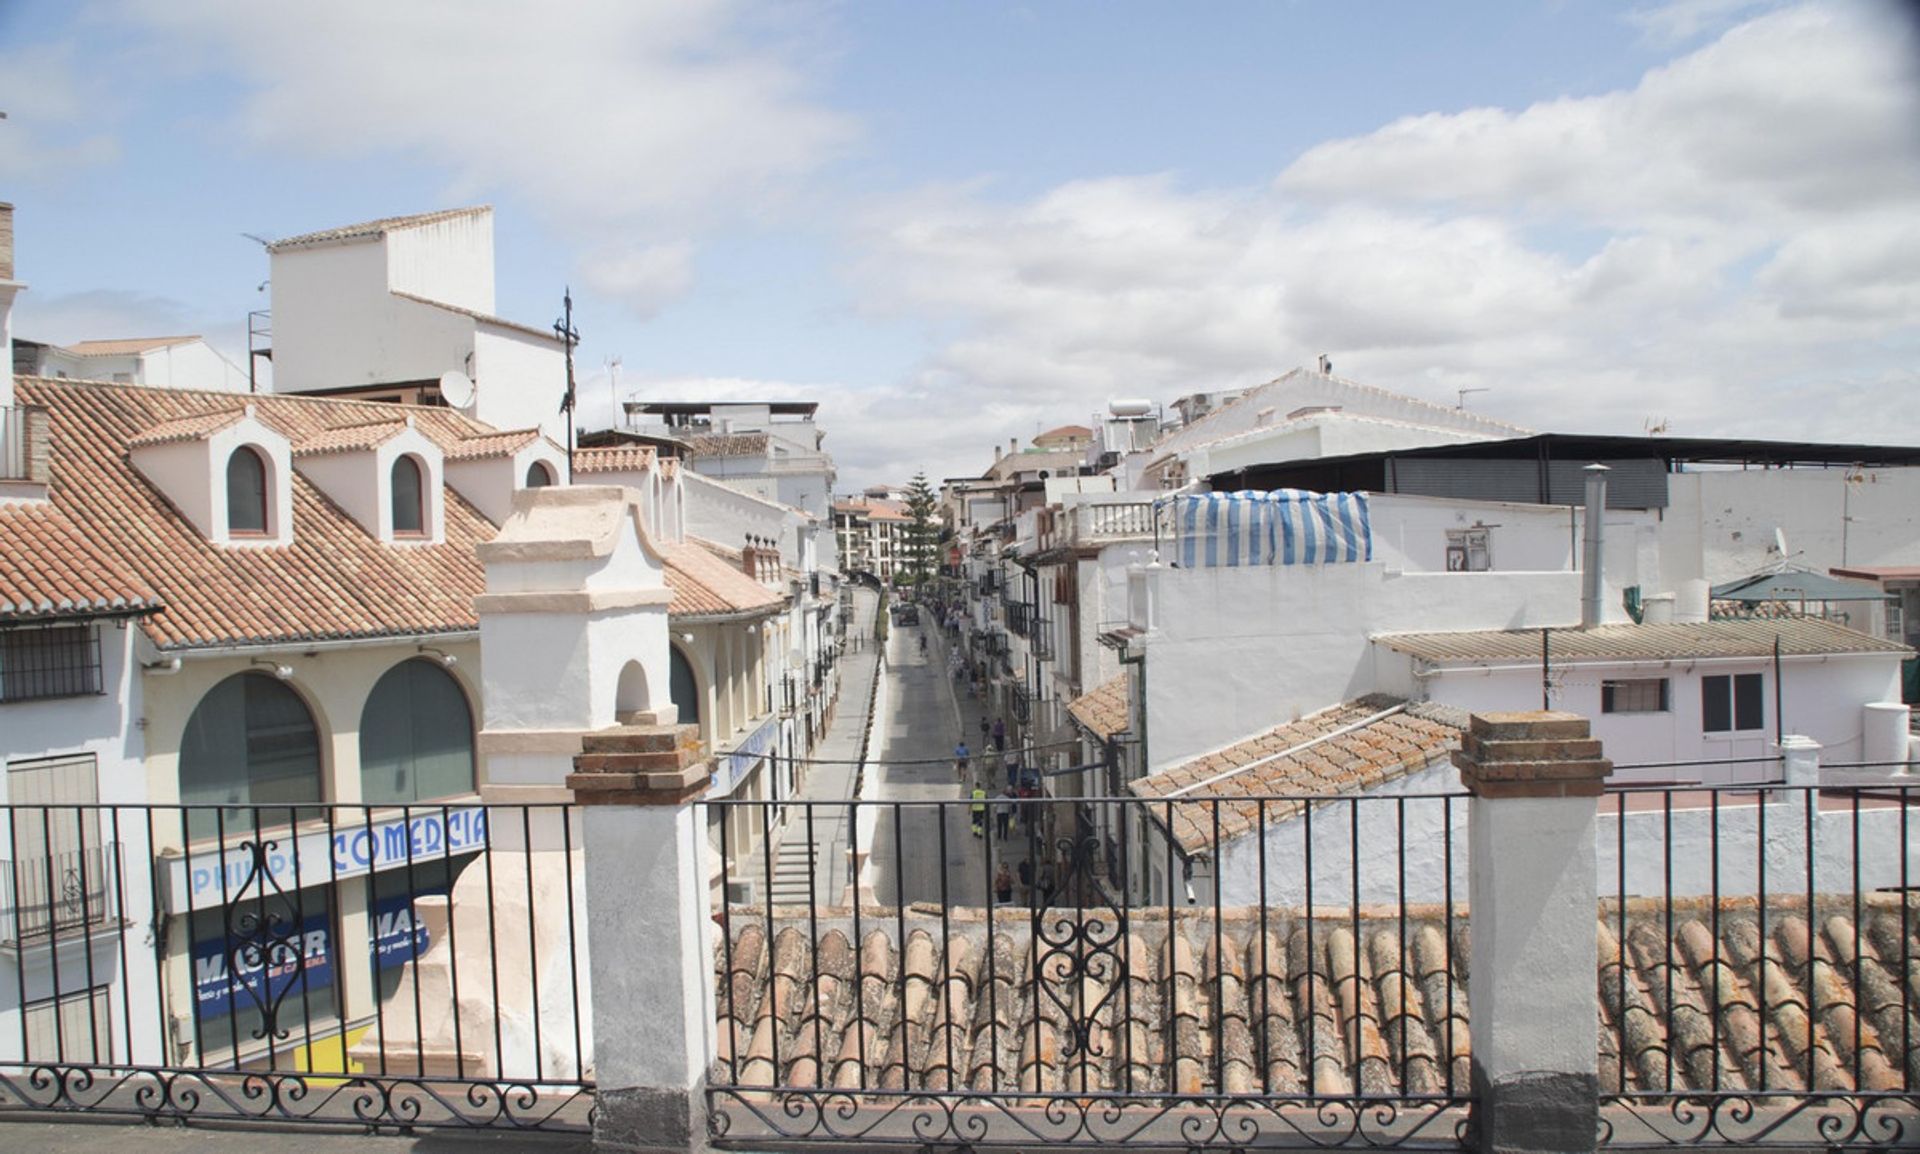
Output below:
[129,406,294,547]
[525,461,555,488]
[392,455,426,535]
[227,447,270,534]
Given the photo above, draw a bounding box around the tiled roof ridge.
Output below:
[294,417,412,455]
[125,406,254,448]
[266,206,490,251]
[445,427,545,461]
[67,335,201,355]
[16,374,484,424]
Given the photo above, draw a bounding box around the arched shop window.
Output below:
[178,671,322,840]
[359,658,476,805]
[670,644,701,725]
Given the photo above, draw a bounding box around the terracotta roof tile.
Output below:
[688,432,770,458]
[0,501,162,620]
[17,377,502,649]
[67,335,200,357]
[293,418,410,455]
[126,407,252,448]
[267,206,489,251]
[1067,674,1130,740]
[1130,697,1466,854]
[574,445,657,474]
[664,539,785,619]
[717,893,1920,1103]
[445,428,546,461]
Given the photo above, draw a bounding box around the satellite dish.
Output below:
[438,369,475,409]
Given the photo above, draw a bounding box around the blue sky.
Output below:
[3,0,1917,488]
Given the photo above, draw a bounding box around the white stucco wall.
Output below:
[1366,493,1576,574]
[1660,468,1920,589]
[270,240,475,394]
[384,213,495,315]
[1405,654,1904,781]
[1142,563,1579,770]
[469,327,566,449]
[130,415,294,548]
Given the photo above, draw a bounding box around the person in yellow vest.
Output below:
[970,787,987,837]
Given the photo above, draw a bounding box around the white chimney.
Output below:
[1580,464,1609,629]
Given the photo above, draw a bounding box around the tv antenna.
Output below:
[1456,387,1489,410]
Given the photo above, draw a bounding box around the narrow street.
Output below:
[866,614,1041,909]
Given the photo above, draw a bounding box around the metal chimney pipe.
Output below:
[1580,464,1609,629]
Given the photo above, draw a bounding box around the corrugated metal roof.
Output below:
[1712,569,1890,602]
[1377,617,1911,664]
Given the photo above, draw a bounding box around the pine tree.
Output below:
[903,472,939,586]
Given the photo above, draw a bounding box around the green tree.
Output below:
[903,472,940,586]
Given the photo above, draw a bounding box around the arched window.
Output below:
[669,645,701,725]
[179,672,322,839]
[525,461,555,488]
[226,447,268,534]
[359,658,475,804]
[392,456,425,535]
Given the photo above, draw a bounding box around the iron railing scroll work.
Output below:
[0,801,593,1133]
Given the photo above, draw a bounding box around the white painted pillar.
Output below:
[1780,733,1820,787]
[572,724,715,1152]
[1455,711,1611,1154]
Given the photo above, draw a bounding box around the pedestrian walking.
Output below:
[991,717,1006,751]
[954,740,971,783]
[994,862,1014,904]
[970,787,987,838]
[978,716,990,747]
[1017,857,1034,905]
[995,787,1015,840]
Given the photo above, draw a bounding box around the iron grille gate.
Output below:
[0,802,593,1133]
[705,793,1476,1150]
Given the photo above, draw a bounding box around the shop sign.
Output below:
[168,807,488,910]
[191,891,437,1018]
[708,715,778,798]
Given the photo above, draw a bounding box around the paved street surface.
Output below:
[867,616,1041,909]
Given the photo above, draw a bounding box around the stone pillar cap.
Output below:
[567,722,712,806]
[1455,710,1612,799]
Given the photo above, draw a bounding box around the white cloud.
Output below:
[1625,0,1784,46]
[0,42,120,180]
[843,2,1920,485]
[114,0,853,318]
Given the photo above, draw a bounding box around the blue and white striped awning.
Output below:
[1160,490,1371,569]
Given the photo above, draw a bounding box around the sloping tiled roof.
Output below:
[67,335,199,357]
[1066,673,1130,740]
[444,428,546,462]
[688,432,771,458]
[16,377,500,650]
[714,893,1918,1099]
[126,408,250,448]
[574,445,657,474]
[390,291,564,344]
[293,419,409,456]
[267,206,489,251]
[1130,697,1465,855]
[1035,424,1092,441]
[1379,618,1912,665]
[0,502,162,621]
[663,540,784,619]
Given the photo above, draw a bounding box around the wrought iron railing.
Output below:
[705,792,1475,1149]
[0,842,120,942]
[1594,779,1918,1148]
[0,801,592,1133]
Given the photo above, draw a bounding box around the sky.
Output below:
[2,0,1918,491]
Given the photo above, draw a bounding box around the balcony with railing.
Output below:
[1070,499,1156,546]
[1005,599,1035,638]
[0,842,122,944]
[0,404,51,485]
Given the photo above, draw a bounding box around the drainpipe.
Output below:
[1580,464,1609,629]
